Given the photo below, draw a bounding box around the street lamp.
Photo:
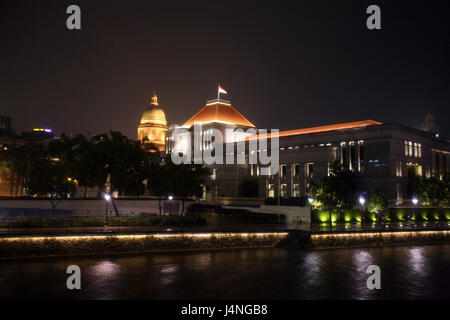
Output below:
[308,197,314,204]
[359,196,366,230]
[168,195,173,201]
[359,196,366,206]
[411,197,419,226]
[104,193,111,227]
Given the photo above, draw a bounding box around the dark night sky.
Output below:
[1,0,449,139]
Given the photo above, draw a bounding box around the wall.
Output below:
[0,199,194,218]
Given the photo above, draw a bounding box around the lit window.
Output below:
[280,164,287,178]
[306,163,314,178]
[327,162,333,176]
[292,164,301,178]
[396,161,403,177]
[405,141,408,156]
[267,184,275,198]
[280,184,287,198]
[293,184,301,197]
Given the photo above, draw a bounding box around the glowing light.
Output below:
[168,195,173,200]
[308,197,314,204]
[0,232,289,242]
[412,197,419,205]
[104,194,111,201]
[311,230,450,241]
[359,196,366,206]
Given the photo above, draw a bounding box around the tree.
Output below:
[310,161,357,224]
[367,189,389,215]
[23,145,77,211]
[414,173,450,207]
[147,154,171,215]
[84,131,152,197]
[147,156,210,215]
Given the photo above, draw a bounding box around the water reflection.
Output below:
[0,245,449,299]
[409,247,425,274]
[299,251,322,289]
[90,260,121,277]
[350,250,375,300]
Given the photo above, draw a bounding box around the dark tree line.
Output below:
[0,131,210,213]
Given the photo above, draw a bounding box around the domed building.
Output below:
[138,93,168,151]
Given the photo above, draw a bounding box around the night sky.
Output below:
[1,0,449,139]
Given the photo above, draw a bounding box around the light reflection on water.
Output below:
[0,244,449,299]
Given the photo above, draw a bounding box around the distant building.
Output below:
[138,93,168,151]
[0,122,57,197]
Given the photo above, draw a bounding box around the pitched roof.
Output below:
[183,101,255,128]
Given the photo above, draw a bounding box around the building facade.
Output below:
[167,98,450,203]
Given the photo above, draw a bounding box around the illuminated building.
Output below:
[166,98,255,155]
[138,93,168,151]
[168,96,450,204]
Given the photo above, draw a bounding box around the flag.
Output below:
[218,85,228,95]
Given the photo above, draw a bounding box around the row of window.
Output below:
[341,140,364,172]
[280,143,332,151]
[404,141,422,158]
[250,163,315,178]
[267,183,302,198]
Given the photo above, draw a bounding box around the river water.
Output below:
[1,244,449,299]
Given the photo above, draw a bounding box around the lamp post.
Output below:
[308,197,314,232]
[104,193,111,227]
[359,196,366,230]
[412,197,418,227]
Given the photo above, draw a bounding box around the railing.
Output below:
[311,221,450,233]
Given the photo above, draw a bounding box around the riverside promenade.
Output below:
[1,221,450,260]
[1,220,449,237]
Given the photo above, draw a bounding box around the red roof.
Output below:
[246,120,382,140]
[183,102,255,128]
